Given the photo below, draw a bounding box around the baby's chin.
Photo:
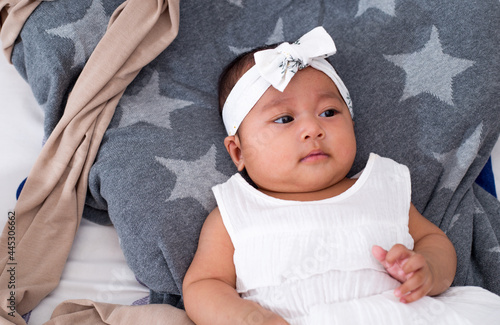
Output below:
[257,180,349,202]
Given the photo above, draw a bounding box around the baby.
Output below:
[182,27,500,324]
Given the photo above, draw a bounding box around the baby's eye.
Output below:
[274,115,294,124]
[320,109,337,117]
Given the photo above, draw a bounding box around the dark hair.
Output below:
[217,44,279,115]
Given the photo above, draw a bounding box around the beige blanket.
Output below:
[0,0,193,324]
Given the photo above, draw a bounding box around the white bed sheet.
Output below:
[1,41,499,324]
[0,45,149,324]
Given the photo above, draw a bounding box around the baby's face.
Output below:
[236,67,356,196]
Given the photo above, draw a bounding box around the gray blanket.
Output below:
[11,0,500,306]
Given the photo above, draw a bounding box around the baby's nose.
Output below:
[301,119,325,141]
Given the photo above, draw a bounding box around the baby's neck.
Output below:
[259,177,357,202]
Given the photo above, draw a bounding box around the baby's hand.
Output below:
[372,244,434,303]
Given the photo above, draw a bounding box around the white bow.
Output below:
[254,26,337,92]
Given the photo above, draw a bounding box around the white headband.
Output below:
[222,26,353,136]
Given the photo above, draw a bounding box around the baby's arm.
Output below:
[372,203,457,303]
[183,207,288,325]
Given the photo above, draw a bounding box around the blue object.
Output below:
[475,157,497,198]
[16,178,27,200]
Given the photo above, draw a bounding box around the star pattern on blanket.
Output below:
[155,145,228,212]
[229,18,285,55]
[118,70,193,129]
[384,26,475,106]
[227,0,243,8]
[445,213,461,234]
[46,0,108,68]
[433,123,483,192]
[356,0,396,17]
[446,198,487,234]
[266,17,285,45]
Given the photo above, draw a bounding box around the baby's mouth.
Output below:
[300,150,329,163]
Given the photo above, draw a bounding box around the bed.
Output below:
[0,0,499,324]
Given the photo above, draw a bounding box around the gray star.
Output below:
[266,17,284,45]
[474,199,485,214]
[445,213,460,234]
[489,246,500,253]
[229,18,285,55]
[46,0,108,68]
[155,145,228,211]
[227,0,243,7]
[228,45,253,55]
[356,0,396,17]
[118,70,193,129]
[385,26,475,106]
[433,123,483,191]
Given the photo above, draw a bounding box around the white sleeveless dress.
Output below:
[212,153,500,324]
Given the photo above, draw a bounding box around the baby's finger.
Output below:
[385,244,413,265]
[396,284,428,304]
[401,253,427,274]
[395,273,431,301]
[371,245,388,263]
[395,275,422,297]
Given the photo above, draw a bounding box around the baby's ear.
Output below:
[224,135,245,171]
